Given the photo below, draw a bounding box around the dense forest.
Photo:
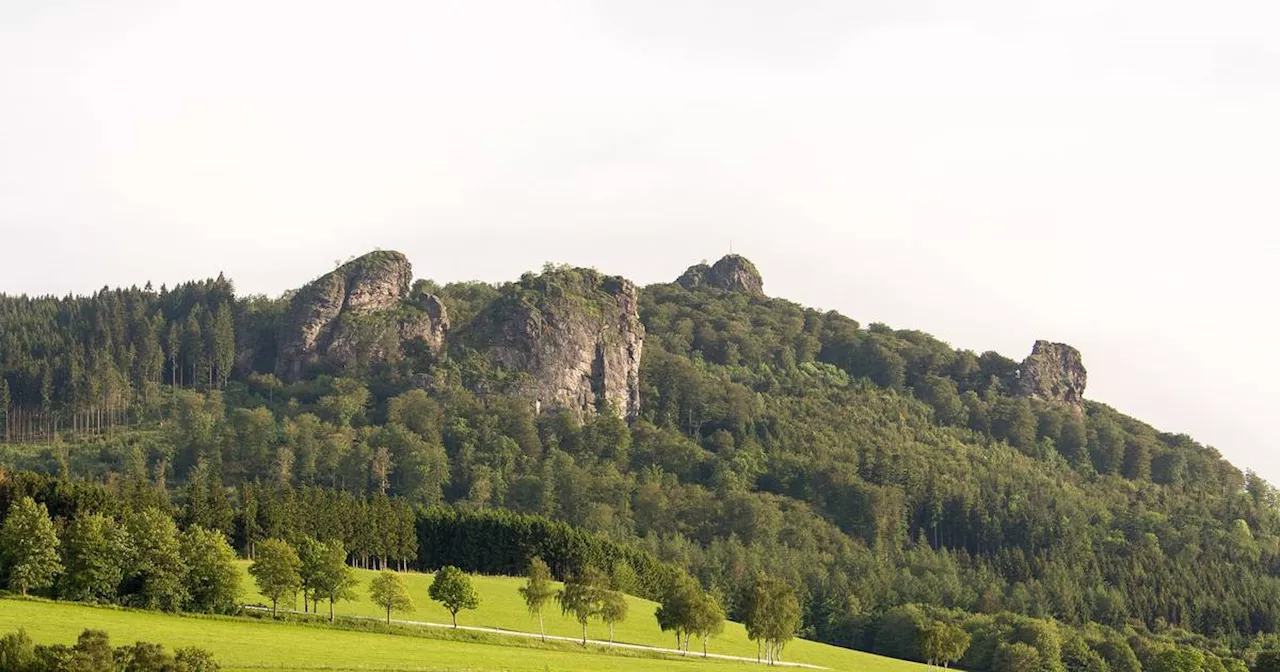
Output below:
[2,250,1277,671]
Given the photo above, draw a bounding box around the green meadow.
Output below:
[0,563,931,671]
[235,562,925,671]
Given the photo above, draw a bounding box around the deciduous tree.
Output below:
[249,538,301,617]
[518,556,556,641]
[0,497,61,595]
[429,565,480,628]
[180,525,241,614]
[370,570,414,624]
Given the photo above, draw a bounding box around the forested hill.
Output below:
[1,249,1276,671]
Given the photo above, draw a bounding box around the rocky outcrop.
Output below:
[276,251,448,379]
[1017,341,1087,407]
[458,267,644,420]
[677,254,765,297]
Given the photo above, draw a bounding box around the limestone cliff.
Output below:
[677,254,765,297]
[1017,340,1087,407]
[276,251,448,379]
[456,266,643,420]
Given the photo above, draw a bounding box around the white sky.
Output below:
[2,0,1277,480]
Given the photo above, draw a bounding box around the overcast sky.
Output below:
[2,0,1277,481]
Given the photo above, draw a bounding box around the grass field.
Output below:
[0,563,928,672]
[0,598,751,672]
[235,562,924,672]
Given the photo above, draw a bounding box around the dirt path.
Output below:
[245,606,824,668]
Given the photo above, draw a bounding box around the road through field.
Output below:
[247,606,824,669]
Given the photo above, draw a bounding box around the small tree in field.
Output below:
[429,565,480,628]
[0,497,62,595]
[248,538,301,617]
[690,592,726,658]
[518,557,557,641]
[743,575,801,665]
[370,570,414,624]
[558,567,606,645]
[599,589,629,646]
[656,574,702,653]
[312,540,358,622]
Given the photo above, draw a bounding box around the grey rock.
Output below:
[677,254,765,297]
[459,268,644,420]
[276,250,448,379]
[1017,340,1087,407]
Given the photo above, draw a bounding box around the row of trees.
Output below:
[0,496,240,613]
[0,628,218,672]
[655,573,726,656]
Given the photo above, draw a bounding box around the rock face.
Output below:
[276,251,449,380]
[1017,341,1087,407]
[459,267,644,420]
[677,254,765,297]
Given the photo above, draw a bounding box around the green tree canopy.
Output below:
[369,570,415,624]
[179,525,241,614]
[310,540,358,622]
[429,565,480,628]
[518,556,557,641]
[248,538,301,617]
[0,496,61,595]
[599,588,629,646]
[558,566,606,645]
[59,512,128,603]
[123,509,188,611]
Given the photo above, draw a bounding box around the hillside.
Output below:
[233,561,921,670]
[0,599,766,672]
[0,250,1276,671]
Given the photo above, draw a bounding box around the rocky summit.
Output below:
[1017,340,1087,407]
[456,267,644,420]
[676,254,765,297]
[275,251,449,380]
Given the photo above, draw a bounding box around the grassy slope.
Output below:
[0,598,746,672]
[238,562,922,672]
